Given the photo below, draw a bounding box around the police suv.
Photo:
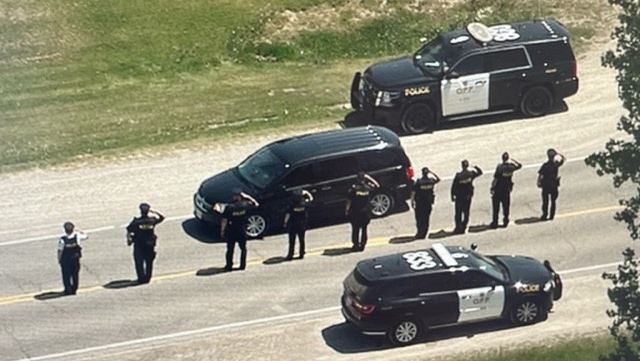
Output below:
[350,19,579,134]
[341,243,563,346]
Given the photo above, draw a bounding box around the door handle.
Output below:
[320,186,332,191]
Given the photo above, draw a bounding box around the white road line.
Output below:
[10,259,618,361]
[0,156,587,247]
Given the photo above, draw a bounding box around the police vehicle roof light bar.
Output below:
[432,243,459,267]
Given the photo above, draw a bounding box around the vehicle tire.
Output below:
[388,318,422,346]
[370,192,394,217]
[245,213,268,239]
[510,298,545,326]
[401,103,435,134]
[519,86,553,117]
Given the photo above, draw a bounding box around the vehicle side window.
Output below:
[459,271,494,289]
[418,273,460,294]
[356,150,401,172]
[281,164,314,187]
[486,48,530,72]
[451,54,487,76]
[315,156,358,181]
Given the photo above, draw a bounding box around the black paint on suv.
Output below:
[193,126,414,238]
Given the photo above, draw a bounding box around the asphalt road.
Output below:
[0,40,634,360]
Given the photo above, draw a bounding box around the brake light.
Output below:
[571,60,577,77]
[352,298,376,315]
[405,166,414,181]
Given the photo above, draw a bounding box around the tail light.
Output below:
[571,60,577,77]
[352,298,376,315]
[405,165,414,181]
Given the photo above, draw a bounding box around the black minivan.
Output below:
[193,126,414,238]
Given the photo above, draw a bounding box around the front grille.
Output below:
[195,193,211,212]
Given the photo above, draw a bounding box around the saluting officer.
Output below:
[451,160,483,234]
[538,148,565,221]
[411,167,441,239]
[490,152,522,228]
[283,189,313,260]
[126,203,165,284]
[57,221,88,295]
[345,172,380,252]
[220,188,259,271]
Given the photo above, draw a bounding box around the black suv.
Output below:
[193,126,414,238]
[341,243,563,346]
[350,19,579,134]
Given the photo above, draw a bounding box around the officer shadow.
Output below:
[322,247,356,256]
[428,229,457,239]
[468,224,493,233]
[263,256,299,265]
[195,267,228,276]
[515,216,545,225]
[389,235,417,244]
[34,291,68,300]
[103,280,140,289]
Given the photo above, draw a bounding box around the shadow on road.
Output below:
[428,229,458,239]
[195,267,228,276]
[34,291,68,300]
[103,280,139,289]
[182,218,224,244]
[263,256,288,265]
[322,319,513,353]
[468,224,492,233]
[339,101,568,136]
[515,216,545,225]
[322,247,355,257]
[388,235,417,244]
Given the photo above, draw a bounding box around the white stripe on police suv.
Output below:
[457,285,505,322]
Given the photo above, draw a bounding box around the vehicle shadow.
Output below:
[182,218,224,244]
[322,319,513,353]
[339,101,568,136]
[103,279,139,289]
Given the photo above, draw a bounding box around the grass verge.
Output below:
[0,0,614,171]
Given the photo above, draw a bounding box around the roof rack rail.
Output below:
[432,243,459,267]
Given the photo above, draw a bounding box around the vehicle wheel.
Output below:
[245,213,268,239]
[510,298,545,326]
[388,318,422,346]
[370,192,394,217]
[401,103,435,134]
[520,86,553,117]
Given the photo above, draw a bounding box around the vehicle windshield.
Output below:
[236,148,288,189]
[413,37,447,76]
[468,251,508,282]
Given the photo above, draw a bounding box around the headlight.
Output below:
[375,91,400,107]
[543,279,554,293]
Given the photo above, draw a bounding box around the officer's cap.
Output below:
[63,221,74,231]
[139,203,150,212]
[421,167,429,174]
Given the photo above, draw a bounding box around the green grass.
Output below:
[445,335,614,361]
[0,0,612,170]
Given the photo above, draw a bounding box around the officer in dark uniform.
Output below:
[57,222,88,295]
[411,167,441,239]
[490,152,522,228]
[126,203,165,284]
[219,188,259,271]
[345,172,380,252]
[538,148,565,220]
[451,160,483,234]
[283,189,313,260]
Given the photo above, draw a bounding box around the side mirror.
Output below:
[491,281,497,291]
[446,71,460,80]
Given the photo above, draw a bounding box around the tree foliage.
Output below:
[585,1,640,360]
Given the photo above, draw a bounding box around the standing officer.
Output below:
[345,172,380,252]
[283,189,313,260]
[126,203,165,284]
[219,188,259,271]
[411,167,441,239]
[57,221,88,295]
[451,160,483,234]
[538,148,565,220]
[490,152,522,228]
